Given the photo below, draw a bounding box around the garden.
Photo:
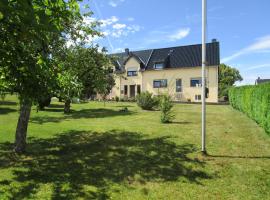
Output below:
[0,95,270,199]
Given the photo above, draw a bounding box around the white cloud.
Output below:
[100,16,119,27]
[168,28,190,41]
[221,35,270,63]
[109,1,117,7]
[83,16,97,25]
[104,22,141,38]
[108,0,125,7]
[112,23,127,29]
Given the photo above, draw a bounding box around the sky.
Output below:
[81,0,270,85]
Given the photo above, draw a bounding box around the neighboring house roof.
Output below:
[255,78,270,85]
[110,41,220,71]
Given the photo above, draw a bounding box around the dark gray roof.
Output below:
[256,78,270,84]
[111,41,220,71]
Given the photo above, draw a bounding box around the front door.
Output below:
[129,85,135,98]
[137,85,141,95]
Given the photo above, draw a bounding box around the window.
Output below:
[154,62,164,69]
[127,71,137,76]
[190,78,202,87]
[195,94,201,101]
[124,85,128,95]
[176,79,182,92]
[153,79,167,88]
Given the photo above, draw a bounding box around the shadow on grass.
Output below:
[0,107,17,115]
[30,108,135,124]
[168,121,192,125]
[113,105,135,108]
[207,154,270,159]
[48,104,65,109]
[0,130,212,199]
[0,101,17,106]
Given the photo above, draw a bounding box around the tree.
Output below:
[0,0,98,153]
[219,64,243,99]
[57,71,82,113]
[71,47,114,100]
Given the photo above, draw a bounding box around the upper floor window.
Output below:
[153,79,167,88]
[127,71,137,76]
[190,78,202,87]
[154,62,164,69]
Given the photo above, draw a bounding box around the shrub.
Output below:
[136,92,159,110]
[159,94,175,123]
[115,96,119,102]
[38,96,51,110]
[229,83,270,134]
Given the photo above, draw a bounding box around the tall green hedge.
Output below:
[229,83,270,134]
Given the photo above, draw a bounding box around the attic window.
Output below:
[154,62,164,69]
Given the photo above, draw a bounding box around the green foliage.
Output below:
[58,46,114,100]
[219,64,243,98]
[229,83,270,134]
[136,92,159,110]
[0,0,92,102]
[57,71,82,102]
[159,95,174,123]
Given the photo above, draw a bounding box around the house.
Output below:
[255,77,270,85]
[109,40,220,103]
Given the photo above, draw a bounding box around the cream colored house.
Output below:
[109,40,220,103]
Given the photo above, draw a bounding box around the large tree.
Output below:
[219,63,243,99]
[0,0,98,153]
[54,45,114,112]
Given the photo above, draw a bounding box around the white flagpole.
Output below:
[202,0,207,154]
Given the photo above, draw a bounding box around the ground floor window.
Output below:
[195,94,201,101]
[176,79,182,92]
[124,85,128,95]
[153,79,167,88]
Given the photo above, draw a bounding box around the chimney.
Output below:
[125,48,129,56]
[212,38,217,43]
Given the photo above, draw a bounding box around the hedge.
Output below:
[229,83,270,134]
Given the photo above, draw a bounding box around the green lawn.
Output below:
[0,95,270,200]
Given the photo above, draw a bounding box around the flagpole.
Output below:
[201,0,207,154]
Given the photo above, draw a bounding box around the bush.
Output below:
[115,96,119,102]
[136,92,159,110]
[159,94,175,123]
[229,83,270,134]
[38,96,51,110]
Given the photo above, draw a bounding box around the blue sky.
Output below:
[82,0,270,85]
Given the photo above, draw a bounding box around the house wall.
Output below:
[110,58,219,103]
[115,57,143,99]
[142,66,218,102]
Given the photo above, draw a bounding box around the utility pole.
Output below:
[201,0,207,154]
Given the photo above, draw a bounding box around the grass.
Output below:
[0,95,270,200]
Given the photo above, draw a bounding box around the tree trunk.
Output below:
[14,99,32,153]
[64,99,71,113]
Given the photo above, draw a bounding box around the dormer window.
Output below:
[127,71,137,76]
[127,67,138,76]
[154,62,164,69]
